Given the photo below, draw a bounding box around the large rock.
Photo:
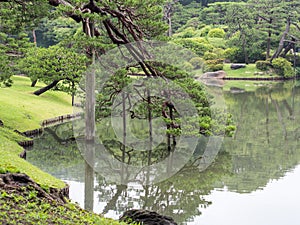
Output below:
[200,70,227,79]
[120,209,177,225]
[230,63,246,70]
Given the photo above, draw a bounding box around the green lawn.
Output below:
[0,76,74,188]
[0,76,72,131]
[193,63,279,79]
[223,63,278,78]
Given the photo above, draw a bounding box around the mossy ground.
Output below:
[0,185,128,225]
[0,76,127,224]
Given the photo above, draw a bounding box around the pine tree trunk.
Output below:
[168,17,172,37]
[32,29,37,47]
[271,18,291,62]
[31,80,37,87]
[266,30,271,59]
[33,80,60,96]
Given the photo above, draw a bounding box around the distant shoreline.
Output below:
[223,75,300,81]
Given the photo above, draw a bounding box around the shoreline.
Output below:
[1,114,127,224]
[18,112,82,147]
[15,113,83,197]
[223,75,300,81]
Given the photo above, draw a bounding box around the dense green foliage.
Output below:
[169,0,299,72]
[0,32,33,86]
[19,45,87,96]
[272,57,294,78]
[255,60,272,71]
[0,0,49,86]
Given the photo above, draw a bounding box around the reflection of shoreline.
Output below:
[65,162,300,224]
[193,164,300,225]
[223,81,300,193]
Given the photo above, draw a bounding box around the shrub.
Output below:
[203,59,224,72]
[205,59,224,65]
[272,57,295,78]
[182,62,194,71]
[208,38,226,49]
[285,54,300,67]
[256,60,272,71]
[189,57,204,69]
[203,52,217,60]
[203,64,223,72]
[173,38,213,56]
[224,47,239,62]
[208,28,225,38]
[199,25,211,37]
[212,48,225,58]
[192,37,209,44]
[181,27,196,38]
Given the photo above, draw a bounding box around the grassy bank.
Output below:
[0,76,126,224]
[0,76,72,131]
[0,76,73,188]
[223,63,282,78]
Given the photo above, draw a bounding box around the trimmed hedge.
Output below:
[272,57,294,78]
[256,60,272,71]
[207,28,225,38]
[203,59,224,72]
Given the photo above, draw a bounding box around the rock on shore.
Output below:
[120,209,178,225]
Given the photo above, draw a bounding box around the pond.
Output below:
[27,80,300,225]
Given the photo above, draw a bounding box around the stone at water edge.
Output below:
[120,209,178,225]
[230,87,245,93]
[200,70,227,79]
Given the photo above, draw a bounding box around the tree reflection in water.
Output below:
[84,136,231,224]
[26,80,300,224]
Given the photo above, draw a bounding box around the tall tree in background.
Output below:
[201,0,299,63]
[224,2,258,63]
[0,0,49,85]
[270,0,300,61]
[171,1,202,32]
[164,0,179,36]
[249,0,286,59]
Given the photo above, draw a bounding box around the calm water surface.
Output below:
[27,80,300,225]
